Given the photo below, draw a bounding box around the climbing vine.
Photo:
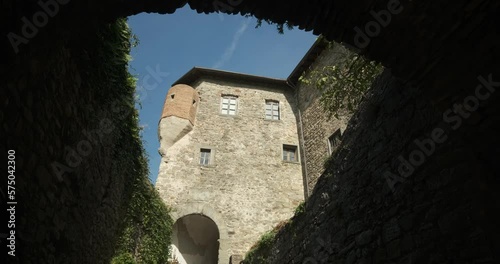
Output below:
[244,229,277,263]
[253,23,382,118]
[299,39,384,118]
[106,19,173,264]
[112,173,173,264]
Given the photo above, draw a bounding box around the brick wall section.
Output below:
[156,77,304,261]
[162,84,199,125]
[297,45,353,194]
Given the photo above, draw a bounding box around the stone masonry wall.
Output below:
[297,44,353,195]
[243,69,500,263]
[2,19,147,263]
[3,0,499,263]
[156,77,304,262]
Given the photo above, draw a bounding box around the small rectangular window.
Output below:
[328,130,342,155]
[283,145,298,162]
[265,100,280,120]
[200,148,211,165]
[221,96,237,115]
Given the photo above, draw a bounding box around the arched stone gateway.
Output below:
[171,214,220,264]
[170,203,230,264]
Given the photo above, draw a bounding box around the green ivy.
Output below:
[294,201,305,216]
[244,230,277,264]
[244,202,308,263]
[299,39,384,119]
[111,253,136,264]
[253,17,294,34]
[96,19,174,264]
[112,176,173,264]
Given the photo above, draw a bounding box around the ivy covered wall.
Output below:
[2,10,173,263]
[112,173,173,264]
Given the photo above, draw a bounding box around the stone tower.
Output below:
[155,39,352,264]
[155,68,305,264]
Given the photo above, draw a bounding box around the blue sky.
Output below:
[127,6,317,183]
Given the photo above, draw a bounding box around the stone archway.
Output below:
[171,203,230,264]
[3,0,500,263]
[171,214,220,264]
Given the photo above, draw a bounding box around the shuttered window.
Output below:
[283,145,298,162]
[328,130,342,155]
[221,96,237,115]
[265,100,280,120]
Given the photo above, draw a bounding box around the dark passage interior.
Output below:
[2,0,500,263]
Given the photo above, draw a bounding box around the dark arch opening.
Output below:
[3,1,500,263]
[171,214,220,264]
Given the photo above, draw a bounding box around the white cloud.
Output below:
[212,18,250,69]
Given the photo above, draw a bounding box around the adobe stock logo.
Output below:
[7,0,70,54]
[353,0,403,49]
[384,74,499,192]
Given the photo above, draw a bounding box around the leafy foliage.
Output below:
[112,175,173,264]
[252,17,294,34]
[299,40,384,119]
[294,201,305,216]
[111,253,136,264]
[244,220,293,263]
[105,19,173,264]
[244,229,277,264]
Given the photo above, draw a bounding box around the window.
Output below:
[265,100,280,120]
[200,148,211,165]
[221,96,237,115]
[328,130,342,155]
[283,145,298,162]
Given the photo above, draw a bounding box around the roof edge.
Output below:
[287,37,329,85]
[172,67,289,88]
[171,37,329,89]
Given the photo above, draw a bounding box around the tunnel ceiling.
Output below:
[101,0,500,88]
[3,0,500,96]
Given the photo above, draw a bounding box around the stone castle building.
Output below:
[155,39,352,263]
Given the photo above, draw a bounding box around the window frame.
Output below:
[265,100,280,120]
[328,130,342,155]
[282,144,299,163]
[220,95,238,116]
[199,148,212,166]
